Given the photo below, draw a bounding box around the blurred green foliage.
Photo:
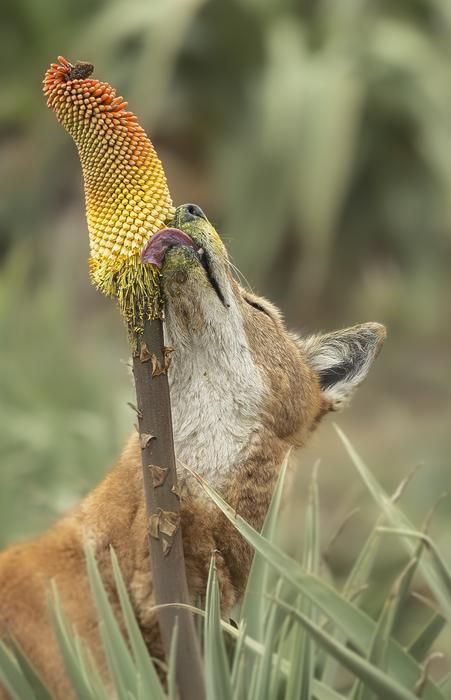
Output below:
[0,249,130,546]
[0,0,449,603]
[1,0,451,328]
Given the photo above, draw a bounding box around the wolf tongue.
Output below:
[141,228,197,267]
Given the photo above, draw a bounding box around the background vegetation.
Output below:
[0,0,450,681]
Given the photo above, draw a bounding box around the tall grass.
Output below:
[1,442,450,699]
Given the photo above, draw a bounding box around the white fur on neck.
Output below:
[164,293,264,485]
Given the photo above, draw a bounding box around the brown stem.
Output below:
[132,318,205,700]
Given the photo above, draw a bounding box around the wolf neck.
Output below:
[164,295,265,486]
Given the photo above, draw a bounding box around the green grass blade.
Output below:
[188,466,444,700]
[302,464,319,697]
[236,455,290,698]
[341,519,382,602]
[6,640,54,700]
[167,618,178,700]
[305,462,321,579]
[321,471,415,690]
[408,614,446,662]
[439,673,451,695]
[385,534,442,679]
[284,594,307,700]
[325,494,425,690]
[389,543,426,633]
[222,613,348,700]
[231,654,246,700]
[223,616,348,700]
[204,556,233,700]
[274,597,422,700]
[377,527,451,624]
[49,583,107,700]
[0,641,37,700]
[72,637,107,700]
[267,641,283,699]
[312,682,348,700]
[335,425,451,623]
[136,673,146,700]
[231,623,247,688]
[109,547,166,699]
[352,556,420,700]
[84,544,137,697]
[253,580,283,700]
[248,659,259,699]
[240,454,289,643]
[285,464,319,700]
[322,519,382,687]
[271,613,290,698]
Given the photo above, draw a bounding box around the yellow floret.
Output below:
[43,56,176,329]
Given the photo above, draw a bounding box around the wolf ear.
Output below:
[303,323,386,411]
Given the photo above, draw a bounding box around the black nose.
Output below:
[178,203,207,224]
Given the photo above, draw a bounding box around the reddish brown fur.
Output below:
[0,211,384,698]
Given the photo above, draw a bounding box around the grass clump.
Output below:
[1,436,450,699]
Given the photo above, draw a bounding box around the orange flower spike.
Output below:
[43,56,175,328]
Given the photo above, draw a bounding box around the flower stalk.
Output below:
[43,56,205,700]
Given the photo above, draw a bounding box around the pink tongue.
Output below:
[140,228,196,267]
